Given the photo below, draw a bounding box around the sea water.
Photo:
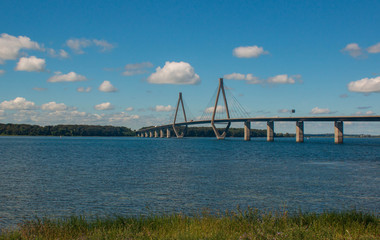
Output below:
[0,136,379,229]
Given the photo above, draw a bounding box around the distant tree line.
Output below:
[0,124,295,137]
[0,124,135,136]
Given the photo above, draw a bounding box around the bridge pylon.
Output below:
[211,78,231,140]
[172,92,188,138]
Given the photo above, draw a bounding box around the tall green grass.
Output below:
[1,208,378,239]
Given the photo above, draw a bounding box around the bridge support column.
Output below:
[149,131,153,138]
[154,130,158,138]
[160,129,164,138]
[244,121,251,141]
[145,132,148,137]
[166,128,171,138]
[267,121,274,142]
[296,121,304,143]
[334,121,343,144]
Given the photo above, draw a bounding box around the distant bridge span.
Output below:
[137,78,380,143]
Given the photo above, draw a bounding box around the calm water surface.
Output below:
[0,136,379,229]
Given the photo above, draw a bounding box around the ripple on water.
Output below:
[0,136,379,229]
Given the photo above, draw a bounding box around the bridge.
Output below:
[137,78,380,144]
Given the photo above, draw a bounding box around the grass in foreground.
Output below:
[1,209,379,240]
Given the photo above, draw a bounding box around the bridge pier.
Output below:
[166,128,171,138]
[144,132,147,137]
[267,121,274,142]
[160,129,164,138]
[149,131,153,138]
[334,121,343,144]
[154,130,158,138]
[244,121,251,141]
[296,121,304,143]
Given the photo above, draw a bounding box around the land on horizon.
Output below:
[1,123,379,138]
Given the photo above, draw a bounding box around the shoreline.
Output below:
[1,209,378,239]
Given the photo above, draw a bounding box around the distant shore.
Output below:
[0,123,135,137]
[1,123,379,138]
[1,210,378,239]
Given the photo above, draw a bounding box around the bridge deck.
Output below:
[138,115,380,132]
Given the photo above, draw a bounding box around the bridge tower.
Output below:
[211,78,231,140]
[172,92,188,138]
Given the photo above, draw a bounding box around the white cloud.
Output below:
[15,56,46,72]
[0,107,143,127]
[59,49,69,58]
[123,62,153,76]
[224,73,246,80]
[367,42,380,54]
[342,43,362,57]
[267,74,296,84]
[147,61,200,84]
[205,105,226,113]
[354,111,375,116]
[66,38,115,54]
[47,48,55,57]
[108,112,140,122]
[154,105,174,112]
[93,39,115,52]
[48,72,87,82]
[0,33,41,63]
[0,69,4,75]
[66,38,92,54]
[41,102,68,111]
[48,48,69,58]
[348,76,380,93]
[245,74,261,84]
[224,73,300,85]
[98,80,117,92]
[224,73,261,84]
[125,107,134,111]
[310,107,331,115]
[95,102,114,110]
[77,87,91,92]
[233,45,268,58]
[0,97,36,110]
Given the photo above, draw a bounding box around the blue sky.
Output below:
[0,0,379,133]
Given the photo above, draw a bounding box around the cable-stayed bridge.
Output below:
[137,78,380,144]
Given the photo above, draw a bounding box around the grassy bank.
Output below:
[1,209,378,239]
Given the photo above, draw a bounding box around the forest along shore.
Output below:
[0,123,294,137]
[1,123,379,138]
